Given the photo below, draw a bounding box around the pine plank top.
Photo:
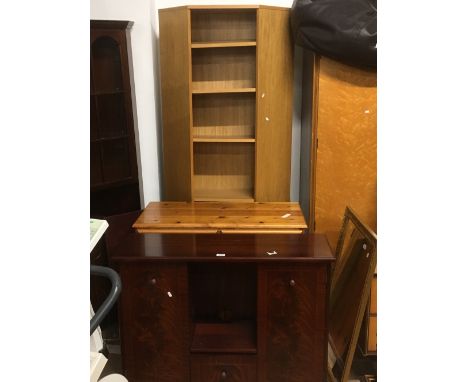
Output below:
[132,201,308,234]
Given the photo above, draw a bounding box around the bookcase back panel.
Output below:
[91,36,123,93]
[192,47,256,91]
[193,142,254,200]
[191,9,257,43]
[100,139,131,182]
[193,93,255,138]
[95,93,127,138]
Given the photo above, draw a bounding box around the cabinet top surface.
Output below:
[109,232,334,263]
[133,202,307,233]
[158,5,290,11]
[90,20,133,29]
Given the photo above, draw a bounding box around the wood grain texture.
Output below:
[132,201,307,233]
[192,93,255,139]
[109,232,334,263]
[120,263,190,381]
[358,273,377,356]
[367,316,377,352]
[258,265,328,382]
[329,207,377,382]
[159,7,192,200]
[192,41,257,48]
[191,9,256,43]
[191,322,256,353]
[255,8,293,202]
[369,276,377,314]
[113,232,334,381]
[312,56,377,250]
[193,142,255,201]
[191,354,257,382]
[192,47,256,92]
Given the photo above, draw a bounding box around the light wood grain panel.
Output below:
[255,8,293,202]
[192,93,255,138]
[191,9,256,43]
[192,41,256,48]
[368,316,377,352]
[192,47,256,92]
[193,142,254,200]
[133,201,307,233]
[141,201,305,210]
[314,56,377,249]
[193,138,255,143]
[159,7,192,200]
[369,276,377,314]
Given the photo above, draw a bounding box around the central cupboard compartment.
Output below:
[188,263,257,354]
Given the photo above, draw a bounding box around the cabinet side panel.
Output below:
[255,8,293,201]
[159,8,192,200]
[314,57,377,250]
[298,51,313,229]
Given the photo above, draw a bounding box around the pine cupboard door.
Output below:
[119,263,190,382]
[258,264,329,382]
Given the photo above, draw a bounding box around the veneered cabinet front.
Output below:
[258,264,329,382]
[119,263,190,382]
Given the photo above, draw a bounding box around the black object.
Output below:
[90,265,122,335]
[291,0,377,69]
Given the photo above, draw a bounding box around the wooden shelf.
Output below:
[91,90,125,96]
[91,134,129,143]
[193,137,255,143]
[191,321,256,354]
[193,188,254,202]
[192,87,256,94]
[192,41,256,49]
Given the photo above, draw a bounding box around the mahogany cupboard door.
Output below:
[258,264,329,382]
[119,263,190,382]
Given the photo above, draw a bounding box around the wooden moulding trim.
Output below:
[191,41,257,49]
[135,228,304,234]
[192,88,256,94]
[112,257,333,264]
[159,5,290,11]
[310,53,321,230]
[193,137,255,143]
[90,20,133,29]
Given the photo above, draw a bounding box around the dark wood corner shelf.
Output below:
[191,321,256,354]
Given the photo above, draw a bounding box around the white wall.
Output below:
[91,0,302,204]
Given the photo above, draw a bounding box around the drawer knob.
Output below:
[149,278,156,285]
[221,370,228,379]
[289,279,296,287]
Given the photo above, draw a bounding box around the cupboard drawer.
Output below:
[191,355,257,382]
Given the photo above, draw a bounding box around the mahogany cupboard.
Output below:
[90,20,141,217]
[158,5,294,202]
[110,233,334,382]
